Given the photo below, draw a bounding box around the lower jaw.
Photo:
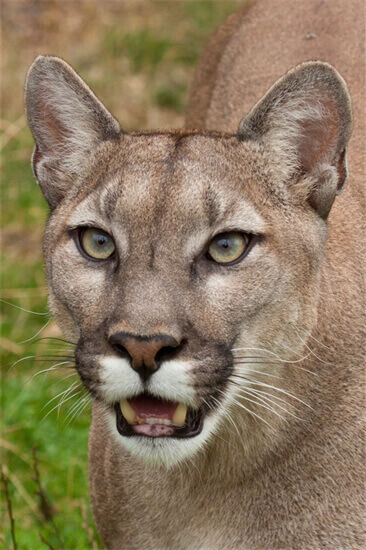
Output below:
[114,403,204,439]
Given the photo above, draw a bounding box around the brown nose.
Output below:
[109,332,181,381]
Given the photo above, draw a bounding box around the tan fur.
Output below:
[24,1,364,548]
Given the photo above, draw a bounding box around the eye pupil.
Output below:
[79,227,116,260]
[207,232,250,265]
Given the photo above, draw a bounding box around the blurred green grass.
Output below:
[1,1,241,547]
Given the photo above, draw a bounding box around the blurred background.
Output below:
[0,1,241,547]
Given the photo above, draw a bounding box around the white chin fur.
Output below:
[99,356,230,466]
[105,408,220,467]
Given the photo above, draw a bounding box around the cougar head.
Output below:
[25,56,351,466]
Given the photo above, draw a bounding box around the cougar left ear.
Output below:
[238,62,352,218]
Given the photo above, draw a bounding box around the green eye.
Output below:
[207,232,250,265]
[79,228,116,260]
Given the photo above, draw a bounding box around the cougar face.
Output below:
[25,57,351,466]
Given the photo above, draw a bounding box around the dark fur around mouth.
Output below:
[115,402,204,439]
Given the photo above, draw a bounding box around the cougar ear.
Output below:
[238,62,352,218]
[25,55,121,208]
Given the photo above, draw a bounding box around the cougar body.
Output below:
[25,1,364,548]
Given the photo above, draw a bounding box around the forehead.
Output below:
[69,133,266,234]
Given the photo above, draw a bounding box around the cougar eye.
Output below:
[207,232,250,265]
[79,228,116,260]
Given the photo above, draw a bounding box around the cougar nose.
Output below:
[109,332,181,381]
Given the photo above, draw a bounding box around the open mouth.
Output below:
[115,393,204,438]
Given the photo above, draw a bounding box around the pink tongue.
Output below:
[128,395,178,420]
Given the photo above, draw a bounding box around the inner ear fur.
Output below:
[238,62,352,219]
[25,55,121,208]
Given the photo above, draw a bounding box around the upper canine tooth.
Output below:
[119,399,136,424]
[172,403,187,426]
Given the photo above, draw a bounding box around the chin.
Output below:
[104,407,219,467]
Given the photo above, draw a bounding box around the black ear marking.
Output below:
[31,144,42,180]
[336,149,348,194]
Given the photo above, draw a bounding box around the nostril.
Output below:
[155,346,176,365]
[109,338,132,362]
[155,339,186,365]
[113,343,124,354]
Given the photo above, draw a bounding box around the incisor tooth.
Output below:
[119,399,136,424]
[172,403,187,426]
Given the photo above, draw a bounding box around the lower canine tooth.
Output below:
[172,403,187,426]
[119,399,136,424]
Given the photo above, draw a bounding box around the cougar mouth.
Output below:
[115,393,204,438]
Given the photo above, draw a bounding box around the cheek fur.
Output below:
[49,240,110,323]
[191,252,283,340]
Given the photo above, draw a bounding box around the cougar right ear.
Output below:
[238,62,352,219]
[25,56,121,209]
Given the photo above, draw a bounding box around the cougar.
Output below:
[24,0,364,548]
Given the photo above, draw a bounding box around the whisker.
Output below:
[231,382,296,408]
[216,387,277,431]
[260,336,312,360]
[234,354,279,363]
[8,355,36,372]
[233,366,283,380]
[202,397,213,411]
[233,386,302,420]
[9,353,75,367]
[8,357,76,376]
[32,342,75,352]
[223,388,288,424]
[210,395,240,438]
[229,378,301,422]
[0,299,50,316]
[7,358,75,375]
[33,348,75,355]
[41,381,80,412]
[47,371,78,389]
[233,361,289,366]
[228,398,276,431]
[228,379,302,420]
[202,396,237,451]
[37,358,75,363]
[231,355,301,364]
[299,328,333,352]
[293,330,333,365]
[69,397,91,424]
[25,362,75,384]
[57,382,82,418]
[232,347,312,364]
[42,389,83,421]
[233,357,317,376]
[64,395,91,425]
[16,318,52,345]
[26,353,75,359]
[34,337,76,346]
[231,375,314,410]
[64,396,85,421]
